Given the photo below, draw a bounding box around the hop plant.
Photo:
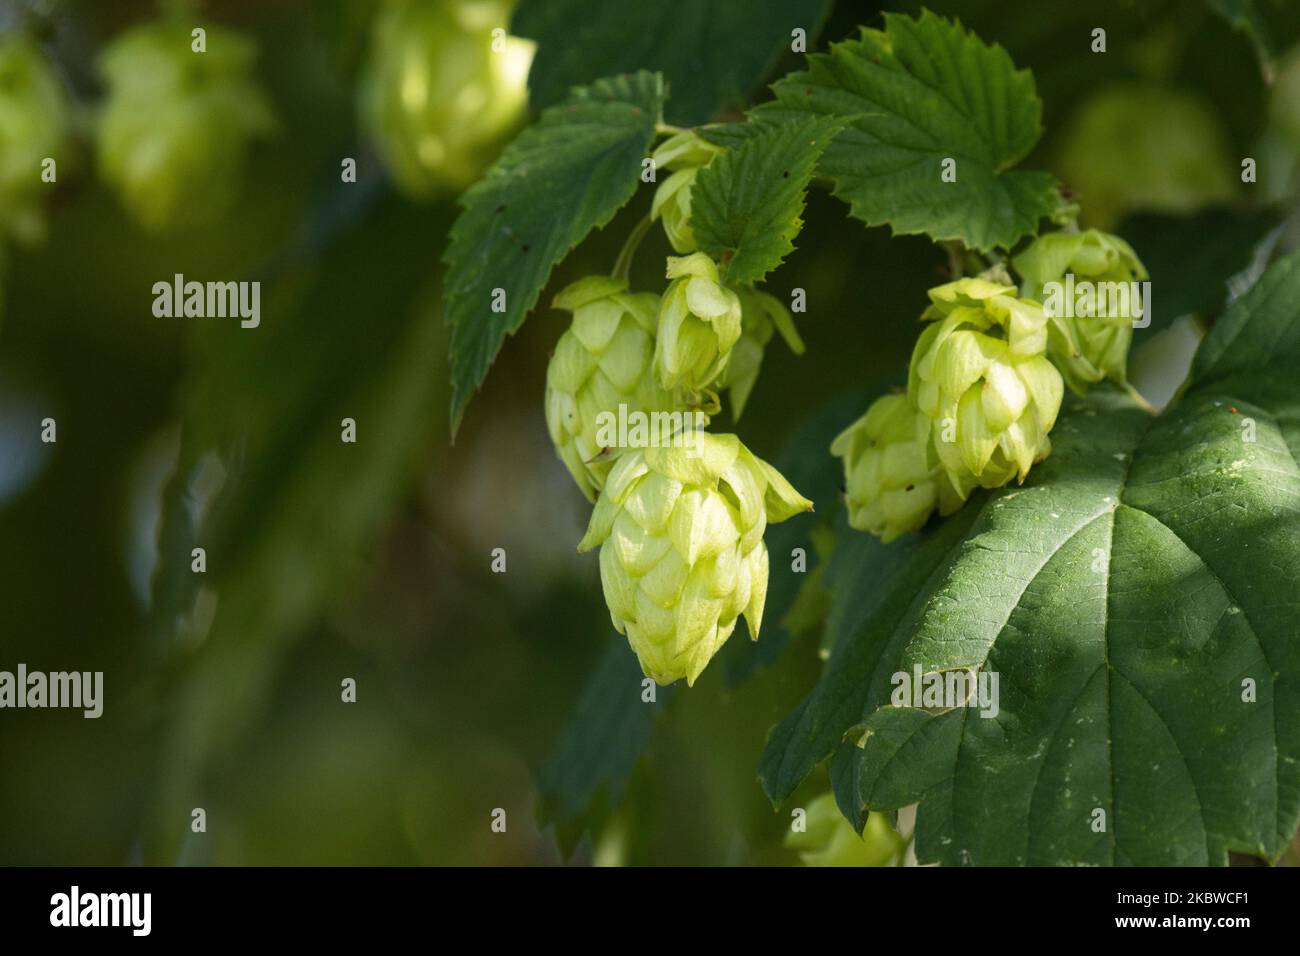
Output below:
[359,0,533,197]
[785,793,907,867]
[97,21,274,232]
[0,35,70,245]
[1012,229,1149,392]
[722,287,804,419]
[831,392,962,542]
[544,276,685,502]
[655,252,743,394]
[909,278,1064,500]
[577,432,812,686]
[649,130,724,254]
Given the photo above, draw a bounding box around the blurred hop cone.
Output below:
[1013,229,1149,393]
[1055,84,1235,230]
[654,252,743,394]
[97,21,274,232]
[831,392,961,543]
[544,276,685,503]
[785,793,907,867]
[909,278,1064,502]
[649,130,724,254]
[359,0,534,197]
[722,286,804,420]
[0,34,70,245]
[577,432,812,686]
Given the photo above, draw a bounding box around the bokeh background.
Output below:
[1,0,1298,865]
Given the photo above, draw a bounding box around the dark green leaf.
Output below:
[1118,206,1284,335]
[756,10,1061,251]
[444,71,664,433]
[692,115,842,284]
[767,250,1300,864]
[512,0,834,126]
[536,640,672,856]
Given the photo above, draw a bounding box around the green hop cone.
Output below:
[359,0,533,197]
[785,793,907,867]
[577,432,812,686]
[97,21,274,232]
[1012,229,1149,393]
[544,276,686,503]
[830,392,961,542]
[0,34,70,245]
[649,130,724,254]
[655,252,743,394]
[909,278,1064,499]
[722,287,804,419]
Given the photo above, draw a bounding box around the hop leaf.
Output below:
[654,252,743,393]
[577,432,812,686]
[359,0,533,196]
[1013,229,1149,392]
[544,276,685,502]
[909,278,1063,500]
[97,21,274,231]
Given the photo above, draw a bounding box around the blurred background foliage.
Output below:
[0,0,1297,865]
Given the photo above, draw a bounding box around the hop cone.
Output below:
[649,131,723,254]
[577,432,812,686]
[1013,229,1149,392]
[0,35,69,245]
[909,278,1063,499]
[831,393,961,542]
[655,252,743,393]
[785,793,907,867]
[359,0,532,196]
[544,276,684,502]
[722,287,804,419]
[97,21,274,231]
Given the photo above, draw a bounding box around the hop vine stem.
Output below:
[611,214,653,282]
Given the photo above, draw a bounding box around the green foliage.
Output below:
[1118,206,1284,334]
[536,642,672,857]
[692,115,842,283]
[763,252,1300,865]
[754,10,1061,250]
[444,71,664,432]
[145,197,448,859]
[512,0,834,126]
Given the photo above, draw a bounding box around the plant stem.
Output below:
[655,122,687,137]
[611,215,654,282]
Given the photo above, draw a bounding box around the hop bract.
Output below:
[577,432,812,686]
[723,287,804,419]
[359,0,533,196]
[0,35,70,245]
[831,393,960,542]
[649,131,724,254]
[97,21,274,232]
[1013,229,1149,392]
[544,276,683,503]
[785,793,907,867]
[655,252,743,393]
[909,278,1063,499]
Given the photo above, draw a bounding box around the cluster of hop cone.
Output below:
[548,131,1149,688]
